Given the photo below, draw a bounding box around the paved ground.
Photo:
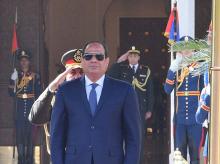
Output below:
[144,131,169,164]
[0,133,169,164]
[0,146,40,164]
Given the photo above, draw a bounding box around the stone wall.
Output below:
[45,0,167,81]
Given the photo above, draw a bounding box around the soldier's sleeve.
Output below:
[196,94,210,124]
[8,79,16,97]
[29,87,54,125]
[164,70,176,94]
[146,71,154,113]
[199,74,205,91]
[35,73,42,98]
[107,62,121,79]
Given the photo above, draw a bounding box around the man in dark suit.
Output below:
[50,41,141,164]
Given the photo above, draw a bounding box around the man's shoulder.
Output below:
[139,64,150,71]
[106,76,132,88]
[138,65,151,76]
[30,71,40,78]
[114,61,129,68]
[59,78,81,91]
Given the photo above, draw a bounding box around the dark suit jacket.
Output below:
[50,75,141,164]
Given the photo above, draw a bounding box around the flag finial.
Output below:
[185,36,189,42]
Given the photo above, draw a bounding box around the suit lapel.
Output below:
[80,76,111,117]
[80,77,93,117]
[95,76,111,116]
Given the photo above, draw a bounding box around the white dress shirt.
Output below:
[85,75,105,103]
[130,64,139,73]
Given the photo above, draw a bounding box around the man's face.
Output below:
[66,68,83,81]
[180,50,193,57]
[19,57,30,70]
[81,43,109,78]
[128,53,140,65]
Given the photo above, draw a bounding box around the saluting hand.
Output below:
[48,66,75,92]
[117,51,129,63]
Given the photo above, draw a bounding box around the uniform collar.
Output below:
[21,71,32,76]
[130,64,139,70]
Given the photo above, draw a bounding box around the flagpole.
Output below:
[12,6,18,159]
[12,7,18,69]
[169,1,177,164]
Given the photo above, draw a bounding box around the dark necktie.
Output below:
[132,65,136,75]
[89,83,98,116]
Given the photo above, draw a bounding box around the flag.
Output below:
[11,7,19,54]
[164,6,180,44]
[11,24,19,54]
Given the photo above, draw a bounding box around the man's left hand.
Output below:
[145,112,152,120]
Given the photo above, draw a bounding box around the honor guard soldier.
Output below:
[108,46,154,164]
[8,50,41,164]
[195,23,212,164]
[196,72,210,164]
[164,36,204,164]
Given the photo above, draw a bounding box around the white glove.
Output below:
[202,119,209,128]
[11,68,18,81]
[206,84,210,95]
[169,53,183,72]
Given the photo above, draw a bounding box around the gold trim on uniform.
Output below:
[132,67,151,91]
[176,91,200,96]
[17,93,35,99]
[74,50,82,63]
[16,73,36,94]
